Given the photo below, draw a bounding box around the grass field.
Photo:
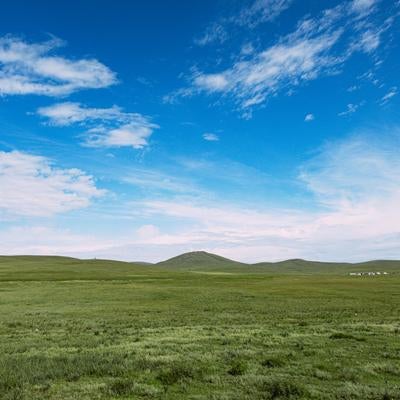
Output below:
[0,253,399,399]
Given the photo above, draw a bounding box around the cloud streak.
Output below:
[338,103,362,116]
[380,87,397,104]
[203,132,219,141]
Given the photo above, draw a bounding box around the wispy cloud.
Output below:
[350,0,379,15]
[192,30,342,110]
[347,85,359,92]
[122,168,202,195]
[233,0,293,28]
[0,36,116,96]
[203,132,219,141]
[353,29,381,53]
[0,151,104,217]
[299,134,400,207]
[194,23,228,46]
[177,0,392,114]
[37,102,158,149]
[195,0,292,46]
[380,87,397,104]
[338,102,362,116]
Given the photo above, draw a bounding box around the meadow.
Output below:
[0,253,399,399]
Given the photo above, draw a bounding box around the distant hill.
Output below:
[156,251,246,270]
[156,252,400,274]
[0,253,399,278]
[253,258,400,274]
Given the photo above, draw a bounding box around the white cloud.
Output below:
[84,124,154,149]
[347,85,359,92]
[203,132,219,141]
[37,102,129,126]
[350,0,378,15]
[304,113,314,122]
[0,151,105,217]
[0,226,112,255]
[299,135,400,207]
[0,36,116,96]
[136,224,160,239]
[37,102,159,149]
[193,73,229,92]
[357,29,381,52]
[380,87,397,104]
[193,30,342,109]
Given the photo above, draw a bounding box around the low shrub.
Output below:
[262,378,307,399]
[330,332,366,341]
[227,359,247,376]
[261,357,285,369]
[157,363,196,386]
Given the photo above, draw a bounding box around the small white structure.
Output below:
[349,271,389,276]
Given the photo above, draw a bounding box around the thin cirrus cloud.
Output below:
[195,0,292,46]
[380,87,397,104]
[0,36,116,96]
[37,102,159,149]
[234,0,293,28]
[0,150,105,217]
[181,0,389,114]
[194,23,228,47]
[304,113,314,122]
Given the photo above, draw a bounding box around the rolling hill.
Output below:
[0,252,399,278]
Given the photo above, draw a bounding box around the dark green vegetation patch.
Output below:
[0,254,399,399]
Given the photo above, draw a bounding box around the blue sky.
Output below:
[1,0,400,262]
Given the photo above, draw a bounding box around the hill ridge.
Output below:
[156,251,245,269]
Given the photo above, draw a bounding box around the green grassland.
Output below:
[0,252,399,399]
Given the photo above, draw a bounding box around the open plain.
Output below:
[0,253,399,399]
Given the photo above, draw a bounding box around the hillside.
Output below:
[0,255,160,281]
